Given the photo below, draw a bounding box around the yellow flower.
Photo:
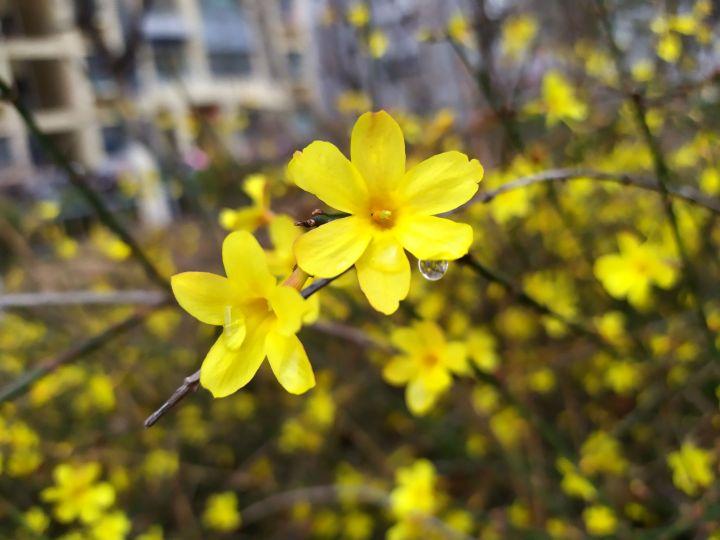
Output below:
[171,231,315,397]
[540,70,587,126]
[41,463,115,524]
[290,111,483,314]
[583,505,617,536]
[219,174,273,232]
[369,30,389,58]
[22,507,49,535]
[347,3,370,27]
[447,12,472,45]
[667,441,715,496]
[580,431,627,476]
[594,232,678,309]
[88,511,131,540]
[390,459,438,519]
[202,492,241,532]
[383,320,469,415]
[501,14,538,60]
[557,458,597,501]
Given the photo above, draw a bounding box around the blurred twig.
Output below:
[0,299,169,404]
[0,290,167,308]
[239,484,473,540]
[473,168,720,214]
[0,78,170,292]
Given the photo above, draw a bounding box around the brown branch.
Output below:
[472,168,720,214]
[0,298,169,403]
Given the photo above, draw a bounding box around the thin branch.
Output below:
[143,273,345,427]
[0,78,170,292]
[0,290,167,308]
[594,0,718,357]
[0,299,169,403]
[472,168,720,214]
[239,484,473,540]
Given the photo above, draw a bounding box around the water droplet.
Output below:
[418,259,449,281]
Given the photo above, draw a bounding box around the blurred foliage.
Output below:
[3,0,720,539]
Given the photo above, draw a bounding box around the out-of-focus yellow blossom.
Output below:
[444,509,474,535]
[594,311,630,350]
[88,511,131,540]
[136,526,164,540]
[219,174,273,232]
[347,3,369,27]
[472,384,500,415]
[466,328,499,372]
[557,458,597,501]
[447,12,472,45]
[143,449,179,479]
[501,14,537,60]
[171,231,315,397]
[466,433,489,457]
[480,155,540,224]
[631,59,655,83]
[527,70,588,126]
[369,30,389,58]
[523,270,578,336]
[496,306,537,341]
[700,167,720,195]
[336,91,372,116]
[383,320,469,415]
[22,507,49,535]
[279,377,335,452]
[202,492,241,532]
[91,226,131,261]
[594,232,678,309]
[313,509,340,537]
[580,431,628,476]
[290,111,483,314]
[35,199,61,220]
[604,359,643,395]
[344,510,374,540]
[73,373,116,413]
[41,462,115,523]
[575,41,616,85]
[508,501,530,528]
[546,518,574,539]
[490,407,528,449]
[667,441,715,496]
[390,459,438,519]
[583,505,617,536]
[30,365,85,406]
[529,367,556,393]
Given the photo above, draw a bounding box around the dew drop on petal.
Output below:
[418,259,449,281]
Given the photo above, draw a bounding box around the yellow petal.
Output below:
[200,321,269,398]
[395,215,473,260]
[171,272,235,325]
[288,141,368,214]
[222,231,276,296]
[269,285,306,336]
[294,216,372,277]
[355,234,410,314]
[266,331,315,394]
[383,355,417,385]
[405,377,439,415]
[400,151,483,215]
[351,111,405,193]
[443,342,470,375]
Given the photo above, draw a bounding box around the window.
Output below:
[0,137,12,168]
[152,40,186,80]
[209,51,252,77]
[287,52,302,79]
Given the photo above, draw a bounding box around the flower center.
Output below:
[421,353,440,368]
[370,208,395,228]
